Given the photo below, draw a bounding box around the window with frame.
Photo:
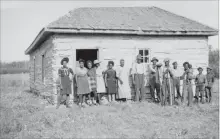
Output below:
[138,49,150,63]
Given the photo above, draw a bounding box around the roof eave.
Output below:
[47,28,218,36]
[25,28,46,55]
[25,28,218,55]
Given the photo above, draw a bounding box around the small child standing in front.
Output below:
[195,67,206,104]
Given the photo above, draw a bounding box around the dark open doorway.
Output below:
[76,49,98,68]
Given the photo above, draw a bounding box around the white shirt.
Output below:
[131,62,145,74]
[162,66,172,79]
[172,68,182,78]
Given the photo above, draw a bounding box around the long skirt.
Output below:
[96,76,106,93]
[118,77,131,99]
[107,79,117,94]
[77,76,90,95]
[88,77,97,92]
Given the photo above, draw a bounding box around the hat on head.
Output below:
[151,57,158,62]
[61,57,69,65]
[156,63,162,67]
[183,61,189,66]
[163,58,170,62]
[197,67,203,70]
[207,66,212,70]
[94,60,101,65]
[136,54,142,60]
[172,61,177,65]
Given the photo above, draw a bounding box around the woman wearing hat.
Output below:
[94,60,106,103]
[75,59,90,107]
[87,60,98,105]
[105,61,117,102]
[57,57,74,109]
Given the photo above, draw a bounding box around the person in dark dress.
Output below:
[57,57,74,109]
[105,61,117,103]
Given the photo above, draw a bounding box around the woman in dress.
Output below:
[116,59,131,102]
[94,60,106,104]
[76,59,90,107]
[105,61,117,102]
[87,60,98,105]
[57,57,74,109]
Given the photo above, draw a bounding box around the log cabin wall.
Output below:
[52,34,208,100]
[29,36,55,101]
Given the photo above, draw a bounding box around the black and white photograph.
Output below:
[0,0,219,138]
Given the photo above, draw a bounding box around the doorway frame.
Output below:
[73,48,100,71]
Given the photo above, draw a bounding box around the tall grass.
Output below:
[0,74,219,138]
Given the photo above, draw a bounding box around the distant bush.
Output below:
[209,48,219,78]
[0,68,29,74]
[0,61,29,74]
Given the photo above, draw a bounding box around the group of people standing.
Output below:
[56,54,215,109]
[147,55,215,107]
[56,57,131,108]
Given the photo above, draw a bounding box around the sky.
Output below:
[1,0,219,62]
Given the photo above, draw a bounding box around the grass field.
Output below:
[0,74,219,138]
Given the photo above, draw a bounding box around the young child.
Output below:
[195,67,206,104]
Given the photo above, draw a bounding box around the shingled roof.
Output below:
[25,7,218,54]
[48,7,217,32]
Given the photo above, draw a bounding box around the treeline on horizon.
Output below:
[0,61,29,74]
[0,48,219,77]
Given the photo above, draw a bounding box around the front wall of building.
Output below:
[53,34,208,72]
[53,34,208,97]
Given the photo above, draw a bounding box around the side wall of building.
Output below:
[29,36,56,100]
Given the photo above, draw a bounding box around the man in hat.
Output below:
[195,67,206,104]
[161,58,174,106]
[131,54,145,102]
[180,62,194,106]
[205,67,215,103]
[57,57,74,109]
[149,57,162,103]
[172,61,182,101]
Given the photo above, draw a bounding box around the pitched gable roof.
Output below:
[25,6,218,54]
[48,7,217,32]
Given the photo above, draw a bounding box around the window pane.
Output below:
[145,57,149,63]
[144,50,149,56]
[140,58,143,63]
[139,50,143,56]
